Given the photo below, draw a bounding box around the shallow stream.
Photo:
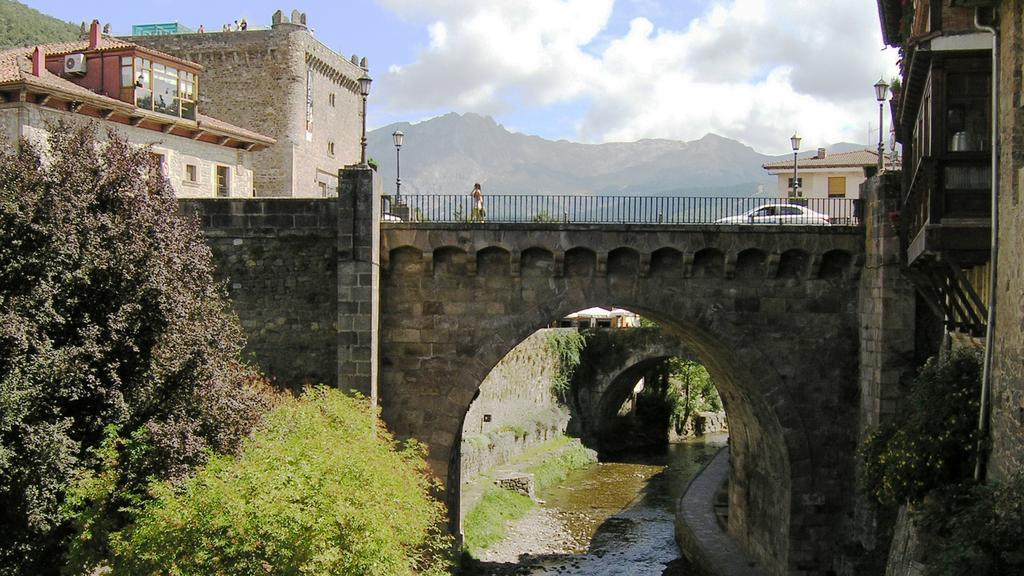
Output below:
[464,433,728,575]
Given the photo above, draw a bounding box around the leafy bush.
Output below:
[859,348,981,505]
[111,387,451,576]
[916,472,1024,576]
[0,124,268,574]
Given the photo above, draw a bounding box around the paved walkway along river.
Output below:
[463,433,729,575]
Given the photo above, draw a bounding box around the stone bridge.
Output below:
[563,327,703,449]
[180,167,916,576]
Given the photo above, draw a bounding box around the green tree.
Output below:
[112,387,451,576]
[0,124,268,575]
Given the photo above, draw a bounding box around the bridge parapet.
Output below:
[382,223,864,281]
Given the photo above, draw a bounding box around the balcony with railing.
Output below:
[902,154,991,266]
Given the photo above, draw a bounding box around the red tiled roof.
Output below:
[0,41,272,147]
[763,149,879,170]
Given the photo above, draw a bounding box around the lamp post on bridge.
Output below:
[874,78,889,173]
[392,130,404,205]
[358,73,373,166]
[790,132,802,198]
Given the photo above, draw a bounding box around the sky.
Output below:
[23,0,898,154]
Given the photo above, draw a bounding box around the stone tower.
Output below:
[130,10,368,197]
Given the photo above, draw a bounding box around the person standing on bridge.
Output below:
[471,182,485,223]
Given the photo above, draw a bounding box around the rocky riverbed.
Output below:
[462,435,727,575]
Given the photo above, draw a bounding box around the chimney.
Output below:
[31,47,43,76]
[89,19,101,50]
[816,147,827,159]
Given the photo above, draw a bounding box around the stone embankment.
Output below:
[670,411,728,442]
[461,329,572,482]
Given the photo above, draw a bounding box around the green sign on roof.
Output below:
[131,23,193,36]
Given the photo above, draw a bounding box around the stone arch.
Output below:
[379,230,863,574]
[433,246,468,276]
[477,246,511,277]
[607,247,640,276]
[521,247,554,277]
[778,249,810,279]
[692,248,725,278]
[564,247,596,277]
[819,249,853,280]
[735,248,768,279]
[649,247,683,277]
[387,245,423,275]
[419,297,801,571]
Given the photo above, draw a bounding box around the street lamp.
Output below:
[358,73,373,165]
[392,129,404,204]
[874,78,889,173]
[790,132,802,198]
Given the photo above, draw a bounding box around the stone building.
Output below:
[0,20,273,197]
[129,10,369,197]
[877,0,1023,484]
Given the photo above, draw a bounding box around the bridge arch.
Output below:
[380,224,863,574]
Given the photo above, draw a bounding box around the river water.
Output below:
[464,433,729,575]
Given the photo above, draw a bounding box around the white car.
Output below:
[715,204,832,226]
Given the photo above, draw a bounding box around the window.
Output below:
[787,177,803,189]
[121,56,197,120]
[215,166,230,197]
[329,93,336,107]
[184,164,197,183]
[828,176,847,197]
[318,181,328,197]
[946,69,990,152]
[305,69,314,131]
[327,141,335,156]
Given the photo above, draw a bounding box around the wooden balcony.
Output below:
[902,154,991,266]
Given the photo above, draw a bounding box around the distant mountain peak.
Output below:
[367,111,775,197]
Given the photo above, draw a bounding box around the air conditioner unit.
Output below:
[64,53,87,75]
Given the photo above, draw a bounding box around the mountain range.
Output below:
[367,113,868,199]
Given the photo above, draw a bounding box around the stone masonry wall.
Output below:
[131,17,364,197]
[178,198,338,389]
[460,328,571,482]
[990,0,1024,482]
[840,172,917,575]
[0,105,255,198]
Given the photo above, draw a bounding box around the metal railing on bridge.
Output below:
[382,195,862,226]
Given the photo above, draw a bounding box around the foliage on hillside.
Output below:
[0,124,269,575]
[0,1,78,49]
[545,329,587,400]
[109,387,452,576]
[637,358,721,432]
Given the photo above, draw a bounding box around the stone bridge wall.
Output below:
[184,173,918,575]
[179,198,338,389]
[381,222,865,575]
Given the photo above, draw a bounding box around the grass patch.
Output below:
[462,436,597,558]
[462,488,534,555]
[529,441,598,489]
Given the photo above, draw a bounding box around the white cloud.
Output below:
[375,0,897,153]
